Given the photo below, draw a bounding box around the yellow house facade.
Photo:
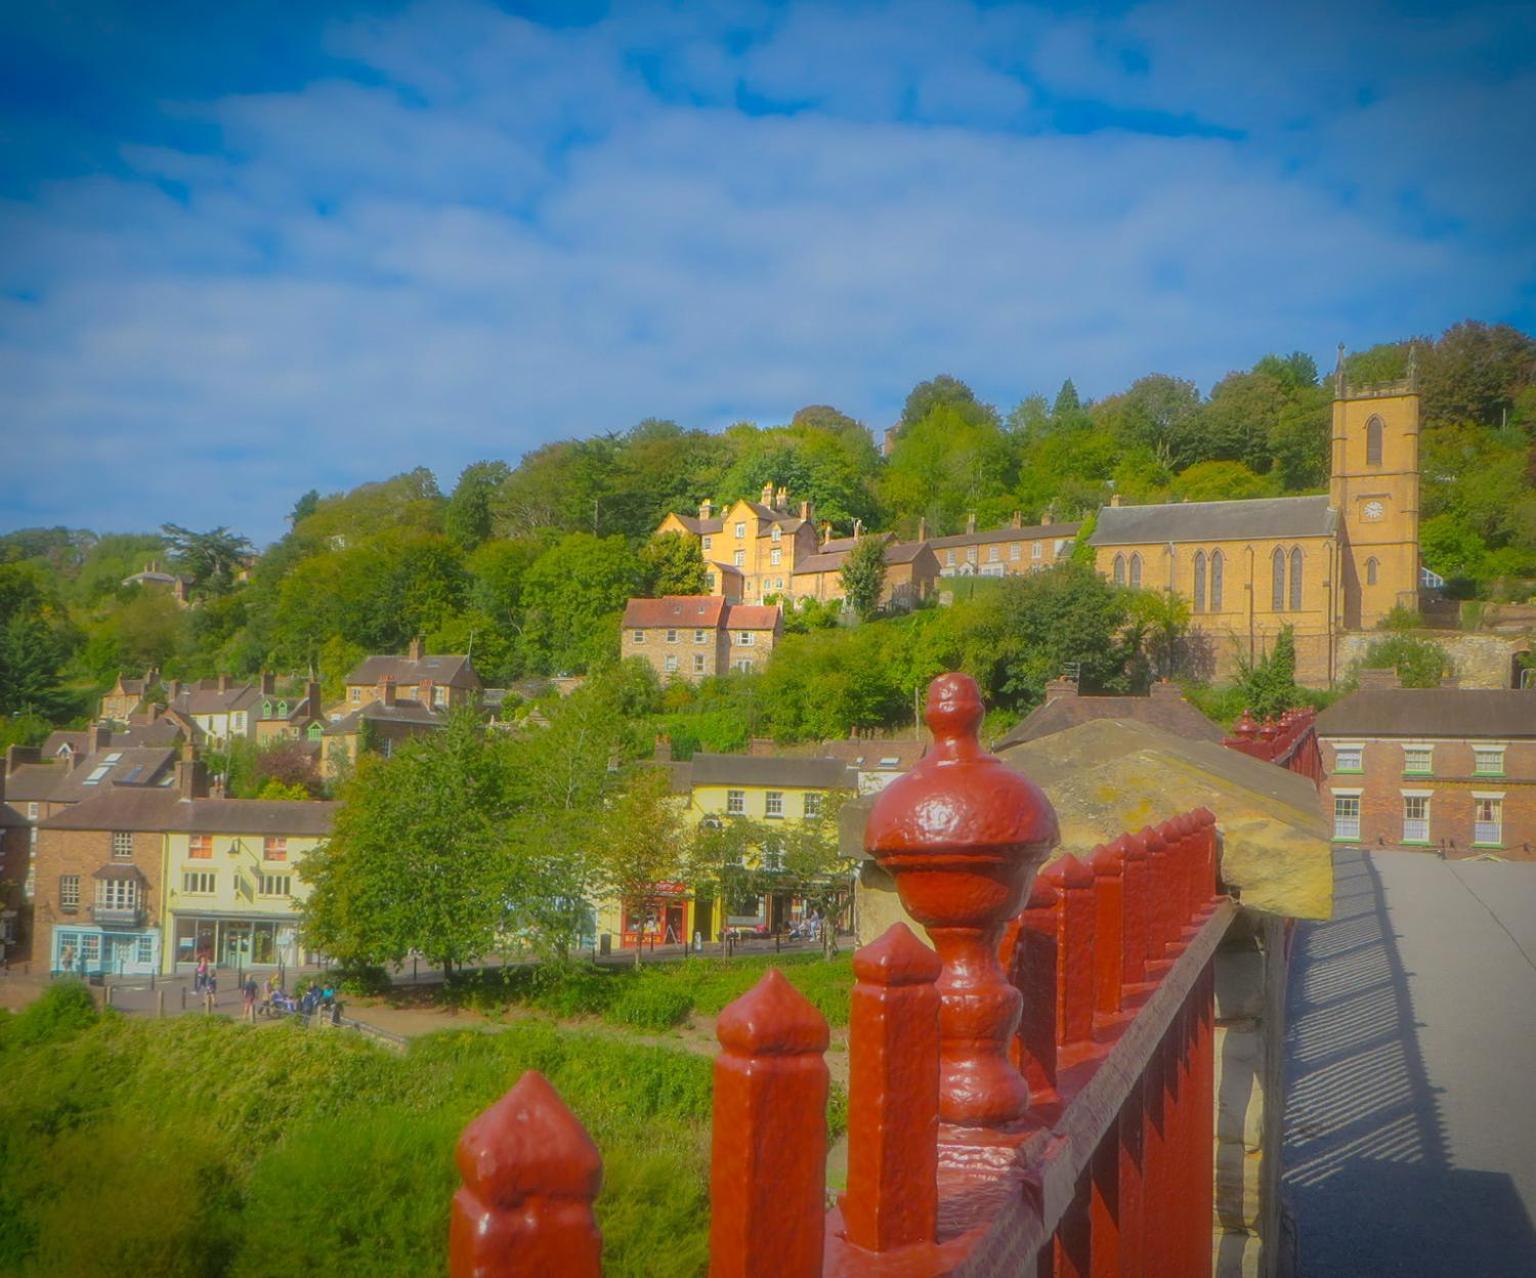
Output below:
[593,752,855,947]
[1089,367,1421,685]
[656,485,821,604]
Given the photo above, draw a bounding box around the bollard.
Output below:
[449,1070,603,1278]
[842,923,941,1253]
[156,988,165,1018]
[709,969,829,1278]
[181,986,188,1010]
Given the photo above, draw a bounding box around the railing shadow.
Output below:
[1282,848,1536,1276]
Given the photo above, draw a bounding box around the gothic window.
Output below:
[1290,547,1303,611]
[1211,550,1224,612]
[1366,415,1383,467]
[1113,554,1125,585]
[1271,547,1286,611]
[1366,557,1379,586]
[1193,551,1206,612]
[1129,554,1142,589]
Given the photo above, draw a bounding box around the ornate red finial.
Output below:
[1233,709,1258,740]
[865,673,1059,1130]
[450,1070,603,1278]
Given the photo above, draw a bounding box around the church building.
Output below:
[1088,356,1421,685]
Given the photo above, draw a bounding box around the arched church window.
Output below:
[1193,551,1206,612]
[1129,553,1142,589]
[1366,415,1384,467]
[1366,557,1378,586]
[1211,550,1224,612]
[1290,547,1303,611]
[1113,554,1125,585]
[1271,548,1286,611]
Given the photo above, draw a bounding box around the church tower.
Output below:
[1330,346,1420,629]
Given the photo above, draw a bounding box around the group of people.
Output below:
[193,955,218,997]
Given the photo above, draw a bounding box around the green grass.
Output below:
[0,976,849,1278]
[440,950,855,1030]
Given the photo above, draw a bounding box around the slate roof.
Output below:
[927,521,1082,550]
[1,762,68,802]
[1316,689,1536,740]
[345,653,480,690]
[171,683,262,716]
[793,538,931,576]
[686,753,857,790]
[623,596,728,629]
[322,700,446,735]
[996,691,1226,750]
[41,789,338,835]
[670,514,725,535]
[1089,496,1336,547]
[47,748,178,803]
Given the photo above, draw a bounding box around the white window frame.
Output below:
[664,655,679,673]
[1332,743,1364,774]
[1402,744,1434,776]
[666,628,678,644]
[350,687,362,704]
[1331,789,1362,842]
[734,522,746,539]
[765,791,784,819]
[1401,791,1431,845]
[112,831,134,860]
[1473,745,1506,777]
[1032,540,1043,560]
[60,874,80,911]
[182,871,216,895]
[633,630,645,643]
[258,874,292,898]
[771,525,782,542]
[945,550,956,566]
[97,877,138,911]
[737,632,755,646]
[734,550,745,567]
[987,545,1000,562]
[702,536,712,551]
[693,653,705,673]
[433,685,447,707]
[770,547,782,566]
[1473,792,1504,846]
[693,629,706,644]
[726,789,746,816]
[803,793,822,818]
[734,658,753,673]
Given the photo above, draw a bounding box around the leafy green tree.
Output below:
[880,402,1015,532]
[901,375,996,431]
[300,709,517,978]
[840,534,887,620]
[289,489,320,527]
[520,533,642,674]
[1052,379,1083,419]
[640,531,709,597]
[1238,626,1303,720]
[0,612,73,719]
[159,524,255,596]
[775,789,855,958]
[1097,374,1202,469]
[594,765,686,965]
[1420,321,1536,430]
[1127,589,1191,681]
[1355,636,1452,689]
[444,461,510,551]
[1171,461,1280,504]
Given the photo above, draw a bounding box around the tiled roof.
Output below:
[670,514,726,535]
[323,700,446,734]
[345,653,480,689]
[927,521,1082,550]
[1089,496,1336,547]
[687,753,857,790]
[723,604,780,631]
[623,596,728,629]
[2,762,68,802]
[172,684,262,716]
[996,690,1225,749]
[41,789,338,835]
[793,538,930,576]
[1316,688,1536,739]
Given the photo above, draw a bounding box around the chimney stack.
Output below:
[260,671,276,695]
[799,500,811,520]
[653,734,672,762]
[419,678,435,707]
[1356,668,1401,690]
[408,636,424,662]
[1011,511,1022,529]
[1149,680,1182,700]
[749,737,776,757]
[5,744,41,778]
[775,486,788,509]
[761,482,775,506]
[93,724,113,752]
[917,517,928,542]
[1109,494,1122,508]
[1044,676,1078,704]
[176,743,208,800]
[169,679,183,702]
[306,680,322,715]
[379,677,397,707]
[966,512,977,535]
[1042,506,1055,525]
[218,673,230,693]
[699,498,714,520]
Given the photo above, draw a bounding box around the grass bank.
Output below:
[0,979,847,1278]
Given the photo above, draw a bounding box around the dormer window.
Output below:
[771,525,782,542]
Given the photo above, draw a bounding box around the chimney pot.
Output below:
[761,482,775,506]
[966,511,977,535]
[799,500,811,520]
[1011,511,1022,529]
[408,636,424,662]
[218,673,230,693]
[917,516,928,542]
[1109,494,1122,508]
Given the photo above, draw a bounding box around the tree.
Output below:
[520,533,643,674]
[1170,461,1280,504]
[159,524,255,595]
[289,490,320,527]
[640,531,709,597]
[299,709,516,979]
[1052,379,1082,418]
[901,375,995,431]
[775,789,855,958]
[1238,626,1303,720]
[1355,636,1451,689]
[1097,374,1202,469]
[444,461,511,551]
[0,612,73,719]
[840,534,887,621]
[1127,589,1191,681]
[593,765,685,965]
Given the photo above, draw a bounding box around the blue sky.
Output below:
[2,0,1533,544]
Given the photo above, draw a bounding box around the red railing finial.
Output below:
[866,673,1059,1129]
[450,1070,603,1278]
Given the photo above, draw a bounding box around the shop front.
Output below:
[169,911,304,972]
[52,925,160,977]
[619,881,691,948]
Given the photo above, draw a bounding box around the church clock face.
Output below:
[1362,500,1385,522]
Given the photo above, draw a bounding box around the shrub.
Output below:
[1353,635,1452,688]
[606,983,693,1031]
[0,979,99,1050]
[333,965,392,996]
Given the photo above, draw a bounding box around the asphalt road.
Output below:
[1283,849,1536,1277]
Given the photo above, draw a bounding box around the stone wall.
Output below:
[1336,629,1531,689]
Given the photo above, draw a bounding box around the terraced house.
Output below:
[621,596,781,684]
[1317,678,1536,861]
[34,748,337,976]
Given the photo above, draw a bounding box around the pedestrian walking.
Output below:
[242,976,258,1023]
[195,954,209,995]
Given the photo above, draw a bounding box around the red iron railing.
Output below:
[1223,706,1324,785]
[449,674,1231,1277]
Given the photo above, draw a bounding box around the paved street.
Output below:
[1283,849,1536,1277]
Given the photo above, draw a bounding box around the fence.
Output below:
[1223,706,1324,785]
[446,674,1232,1276]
